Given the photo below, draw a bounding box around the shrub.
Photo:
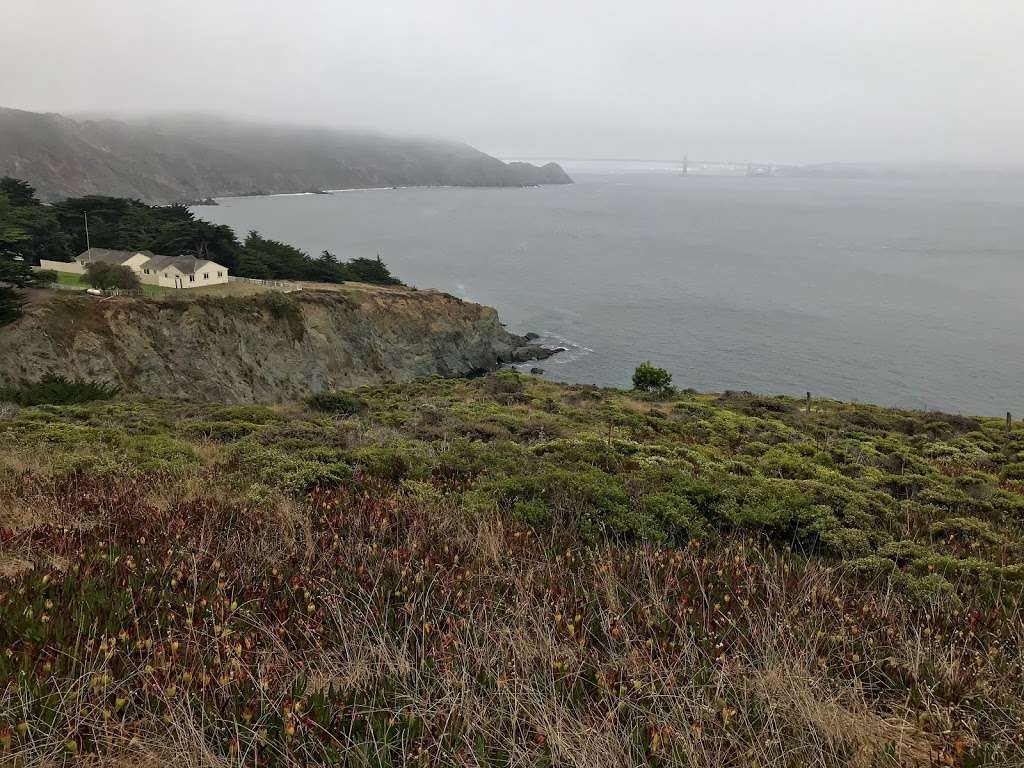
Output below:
[928,516,1004,545]
[637,491,710,542]
[1000,462,1024,481]
[306,390,367,416]
[224,441,353,495]
[83,262,141,290]
[0,375,119,405]
[483,373,525,397]
[892,572,960,609]
[124,434,198,475]
[33,269,58,285]
[632,362,673,394]
[758,447,820,479]
[186,420,261,442]
[512,498,552,526]
[349,445,431,484]
[211,405,282,424]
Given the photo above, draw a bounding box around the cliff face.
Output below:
[0,108,572,203]
[0,288,535,402]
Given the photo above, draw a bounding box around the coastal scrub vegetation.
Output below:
[306,390,368,416]
[0,177,401,286]
[1,375,1022,765]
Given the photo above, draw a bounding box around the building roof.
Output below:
[146,255,225,275]
[76,249,227,275]
[76,248,148,265]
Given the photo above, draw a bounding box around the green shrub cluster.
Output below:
[3,375,1023,604]
[0,374,120,406]
[306,390,368,416]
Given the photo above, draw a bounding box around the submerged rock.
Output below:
[509,344,565,363]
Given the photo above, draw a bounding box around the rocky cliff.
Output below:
[0,287,547,402]
[0,108,573,203]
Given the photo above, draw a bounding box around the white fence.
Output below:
[228,276,302,293]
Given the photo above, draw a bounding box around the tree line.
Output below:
[0,177,400,285]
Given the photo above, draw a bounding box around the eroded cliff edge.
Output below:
[0,286,545,402]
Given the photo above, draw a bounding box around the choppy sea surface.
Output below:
[193,163,1024,416]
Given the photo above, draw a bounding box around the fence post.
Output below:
[1008,412,1013,434]
[806,392,811,413]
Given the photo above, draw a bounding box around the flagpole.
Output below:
[84,212,91,258]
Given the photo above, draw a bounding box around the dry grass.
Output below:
[3,479,1019,767]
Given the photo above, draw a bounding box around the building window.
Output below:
[189,275,195,282]
[144,269,150,274]
[203,273,209,279]
[217,271,223,277]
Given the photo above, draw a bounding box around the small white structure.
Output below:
[40,249,230,289]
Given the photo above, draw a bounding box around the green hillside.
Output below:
[1,375,1021,765]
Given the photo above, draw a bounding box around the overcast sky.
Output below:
[3,1,1023,165]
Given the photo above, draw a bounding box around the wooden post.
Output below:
[806,392,812,413]
[1007,412,1013,434]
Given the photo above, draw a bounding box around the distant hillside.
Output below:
[0,108,572,203]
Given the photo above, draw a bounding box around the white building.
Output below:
[40,249,230,289]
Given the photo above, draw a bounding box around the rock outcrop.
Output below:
[0,287,551,402]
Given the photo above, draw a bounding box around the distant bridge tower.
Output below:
[681,155,688,176]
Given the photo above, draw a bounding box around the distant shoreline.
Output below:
[205,183,560,204]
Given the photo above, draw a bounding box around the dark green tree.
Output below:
[54,196,143,254]
[0,286,23,326]
[240,232,318,281]
[0,181,67,264]
[149,215,241,270]
[343,255,400,285]
[0,254,53,288]
[0,193,29,255]
[0,253,55,327]
[2,178,401,285]
[632,362,673,394]
[311,250,344,282]
[0,178,39,207]
[233,247,273,279]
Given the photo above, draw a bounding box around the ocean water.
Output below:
[193,164,1024,416]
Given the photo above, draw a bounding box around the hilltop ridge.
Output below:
[0,108,572,203]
